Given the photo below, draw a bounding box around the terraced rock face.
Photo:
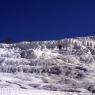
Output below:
[0,36,95,95]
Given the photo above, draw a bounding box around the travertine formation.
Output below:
[0,36,95,94]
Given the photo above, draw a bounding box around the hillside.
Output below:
[0,36,95,95]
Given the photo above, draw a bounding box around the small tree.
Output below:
[4,37,13,44]
[58,45,62,50]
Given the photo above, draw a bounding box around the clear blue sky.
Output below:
[0,0,95,42]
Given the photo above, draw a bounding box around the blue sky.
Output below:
[0,0,95,42]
